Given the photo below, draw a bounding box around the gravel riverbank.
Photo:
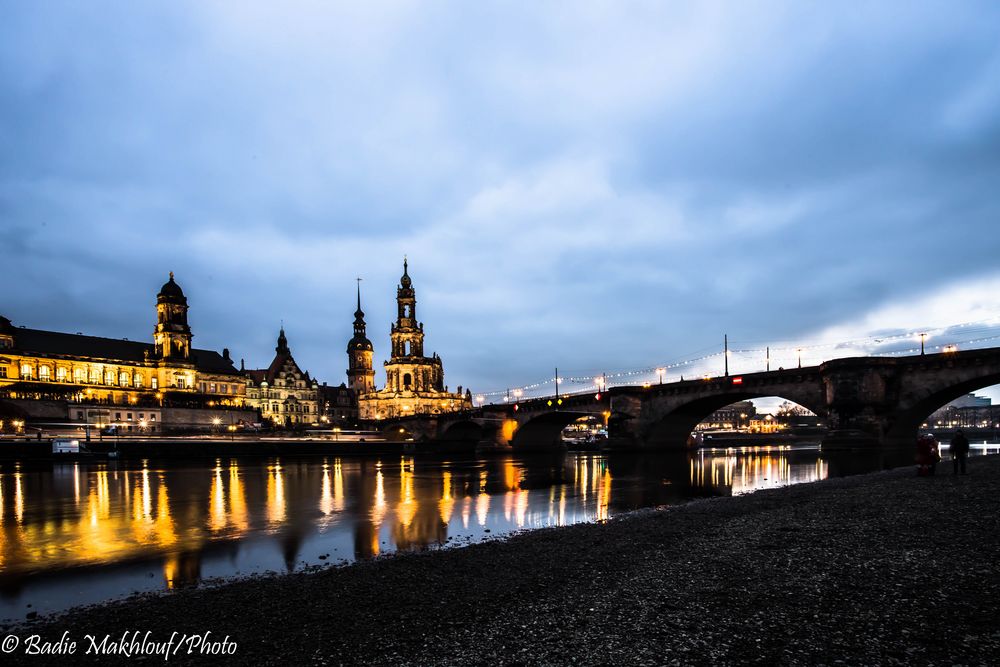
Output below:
[8,455,1000,665]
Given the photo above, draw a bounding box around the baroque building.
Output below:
[0,274,245,415]
[244,328,320,427]
[353,260,472,420]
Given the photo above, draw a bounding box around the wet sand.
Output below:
[7,454,999,665]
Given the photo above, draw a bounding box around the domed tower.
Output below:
[154,272,191,360]
[347,281,375,394]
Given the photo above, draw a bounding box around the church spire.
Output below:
[347,278,375,394]
[355,277,364,318]
[276,326,289,355]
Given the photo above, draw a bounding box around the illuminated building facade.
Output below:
[244,328,320,426]
[0,274,245,411]
[355,260,472,420]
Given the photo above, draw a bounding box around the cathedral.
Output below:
[349,260,472,420]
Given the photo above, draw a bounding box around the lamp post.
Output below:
[797,348,802,369]
[919,333,927,355]
[724,334,729,377]
[656,368,665,385]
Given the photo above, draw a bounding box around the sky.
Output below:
[2,1,1000,404]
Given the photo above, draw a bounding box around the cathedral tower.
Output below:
[153,272,192,360]
[347,281,375,394]
[390,258,425,359]
[354,258,472,420]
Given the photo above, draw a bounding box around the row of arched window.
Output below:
[19,363,159,389]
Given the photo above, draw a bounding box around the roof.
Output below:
[246,352,311,385]
[157,272,186,301]
[7,326,240,376]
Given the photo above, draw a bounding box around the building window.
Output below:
[56,367,67,382]
[127,413,133,420]
[0,366,7,378]
[150,414,156,421]
[210,383,216,393]
[151,377,158,390]
[403,373,412,389]
[105,370,115,385]
[21,364,32,379]
[134,374,143,388]
[76,411,84,419]
[115,412,121,420]
[89,369,99,384]
[119,372,129,386]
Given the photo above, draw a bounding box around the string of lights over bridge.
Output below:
[473,315,1000,406]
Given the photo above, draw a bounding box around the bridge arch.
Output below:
[883,375,1000,447]
[642,392,828,448]
[511,411,600,451]
[438,420,483,442]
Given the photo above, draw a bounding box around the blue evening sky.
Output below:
[2,2,999,403]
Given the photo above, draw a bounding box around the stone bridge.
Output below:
[381,347,1000,450]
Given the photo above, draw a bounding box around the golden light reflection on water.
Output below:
[266,464,285,524]
[0,447,846,602]
[438,470,454,525]
[320,464,333,516]
[689,447,831,495]
[209,465,226,531]
[229,463,248,531]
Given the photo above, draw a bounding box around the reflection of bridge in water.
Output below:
[388,348,1000,450]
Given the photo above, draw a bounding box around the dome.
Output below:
[158,272,185,300]
[348,335,373,353]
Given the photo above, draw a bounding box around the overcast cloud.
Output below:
[2,1,999,401]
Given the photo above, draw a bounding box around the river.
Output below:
[1,442,997,621]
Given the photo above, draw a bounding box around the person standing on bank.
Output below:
[916,434,940,476]
[950,429,970,475]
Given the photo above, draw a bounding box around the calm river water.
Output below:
[1,443,997,620]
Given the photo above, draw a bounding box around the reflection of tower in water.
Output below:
[353,460,384,560]
[163,551,203,589]
[392,458,448,551]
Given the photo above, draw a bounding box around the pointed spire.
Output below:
[276,325,289,354]
[355,277,364,317]
[400,256,412,288]
[169,271,174,281]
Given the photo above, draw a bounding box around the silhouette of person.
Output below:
[950,429,970,475]
[916,434,940,476]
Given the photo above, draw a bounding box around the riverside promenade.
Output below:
[8,455,999,666]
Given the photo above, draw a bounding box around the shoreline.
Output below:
[7,455,1000,665]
